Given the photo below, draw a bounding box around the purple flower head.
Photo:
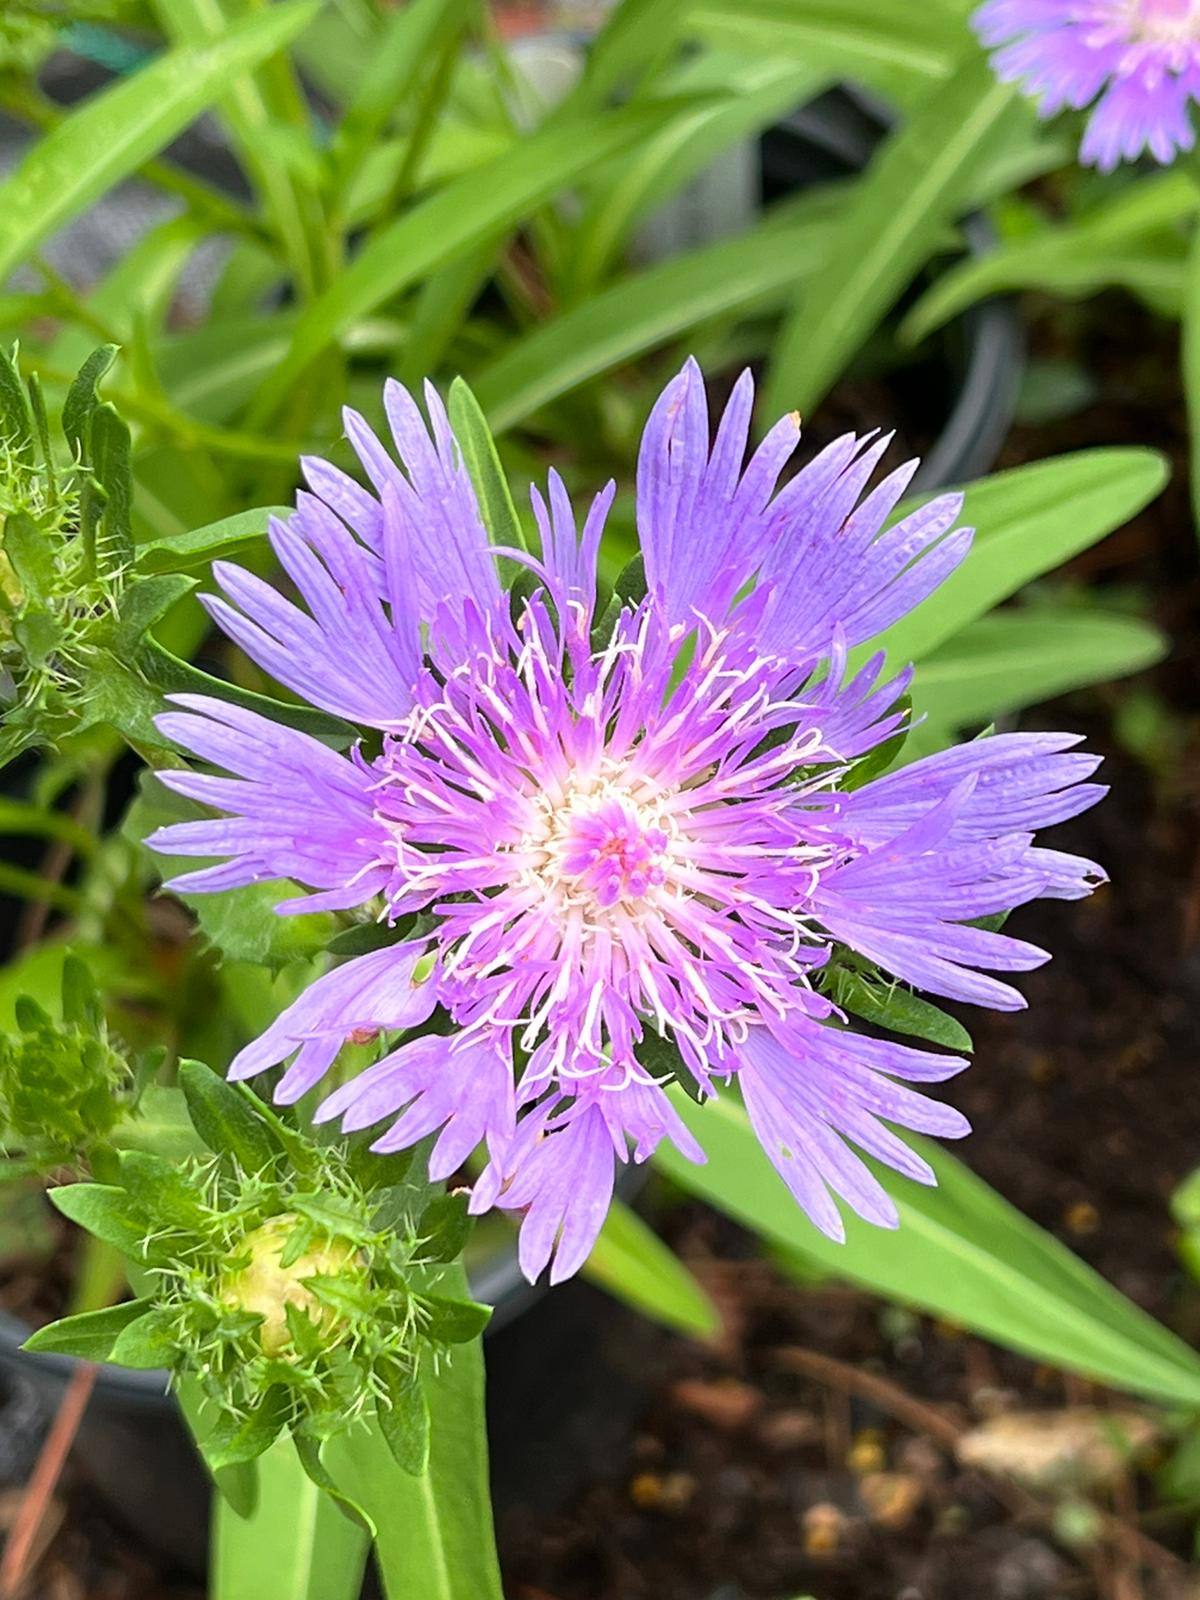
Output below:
[974,0,1200,169]
[148,361,1106,1283]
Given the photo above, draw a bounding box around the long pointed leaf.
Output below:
[152,0,327,298]
[656,1095,1200,1406]
[911,609,1166,730]
[565,55,823,298]
[212,1438,370,1600]
[0,2,319,283]
[861,449,1169,668]
[585,1198,718,1336]
[692,0,957,91]
[901,171,1197,345]
[247,96,723,423]
[474,202,838,431]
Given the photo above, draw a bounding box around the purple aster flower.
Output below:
[148,361,1106,1283]
[974,0,1200,169]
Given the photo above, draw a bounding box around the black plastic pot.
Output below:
[760,86,1024,492]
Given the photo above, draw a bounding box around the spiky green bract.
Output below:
[0,955,135,1172]
[29,1061,489,1489]
[0,344,177,765]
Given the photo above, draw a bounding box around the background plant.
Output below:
[0,2,1193,1597]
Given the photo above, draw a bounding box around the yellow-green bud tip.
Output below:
[220,1214,357,1357]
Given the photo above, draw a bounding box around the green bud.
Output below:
[0,347,144,765]
[34,1088,491,1478]
[0,965,133,1166]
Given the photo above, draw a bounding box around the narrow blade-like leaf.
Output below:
[0,2,319,282]
[656,1095,1200,1406]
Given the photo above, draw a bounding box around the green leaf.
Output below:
[180,1058,281,1174]
[115,574,198,651]
[108,1306,180,1370]
[764,53,1026,420]
[900,171,1198,345]
[60,954,102,1031]
[565,53,822,297]
[0,344,32,449]
[332,0,471,192]
[692,0,956,92]
[212,1433,368,1600]
[326,923,408,958]
[0,3,320,284]
[418,1292,492,1345]
[134,506,290,573]
[418,1192,471,1264]
[446,378,528,558]
[25,375,54,497]
[912,609,1167,731]
[79,653,175,749]
[23,1297,154,1362]
[841,695,911,789]
[112,1084,206,1163]
[322,1263,503,1600]
[207,1389,292,1473]
[473,204,837,433]
[194,879,335,970]
[861,451,1169,668]
[61,346,118,460]
[116,1149,207,1232]
[655,1094,1200,1407]
[293,1431,376,1535]
[3,512,56,603]
[562,0,695,110]
[149,0,326,299]
[584,1198,718,1336]
[174,1377,258,1517]
[140,635,356,746]
[212,1435,370,1600]
[823,964,972,1052]
[47,1182,164,1263]
[376,1367,431,1476]
[248,96,721,421]
[90,402,133,579]
[157,312,296,424]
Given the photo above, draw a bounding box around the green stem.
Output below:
[212,1437,370,1600]
[67,1232,126,1316]
[34,259,126,347]
[0,861,84,917]
[322,1268,503,1600]
[150,0,330,301]
[368,29,459,238]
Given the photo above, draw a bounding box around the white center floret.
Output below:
[1122,0,1200,44]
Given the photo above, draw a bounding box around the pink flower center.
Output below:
[558,795,670,909]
